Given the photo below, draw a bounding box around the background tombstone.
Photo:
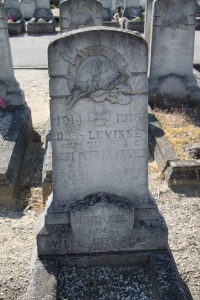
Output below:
[100,0,112,21]
[4,0,19,9]
[37,26,167,256]
[35,0,51,9]
[27,0,55,34]
[148,0,200,107]
[0,2,24,107]
[19,0,35,19]
[28,27,189,300]
[59,0,103,33]
[4,0,25,35]
[0,2,32,205]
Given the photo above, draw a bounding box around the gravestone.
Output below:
[19,0,35,19]
[100,0,112,21]
[59,0,103,33]
[0,3,24,107]
[0,2,32,205]
[4,0,19,9]
[29,27,189,300]
[35,0,51,9]
[27,0,55,34]
[5,0,25,35]
[37,26,167,256]
[148,0,200,107]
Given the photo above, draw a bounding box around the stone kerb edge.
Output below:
[148,105,200,188]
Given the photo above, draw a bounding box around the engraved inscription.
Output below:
[45,234,155,253]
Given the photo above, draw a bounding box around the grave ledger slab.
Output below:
[37,27,168,257]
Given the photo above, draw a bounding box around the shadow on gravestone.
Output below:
[0,2,32,206]
[28,27,189,300]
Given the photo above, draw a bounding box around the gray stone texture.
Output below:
[28,251,57,300]
[4,0,19,9]
[0,107,32,206]
[59,0,103,33]
[35,0,51,9]
[5,2,26,36]
[148,106,179,172]
[37,27,168,257]
[27,7,55,34]
[149,0,200,107]
[0,2,25,107]
[101,0,112,21]
[19,0,35,19]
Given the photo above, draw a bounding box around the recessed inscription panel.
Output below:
[51,96,148,207]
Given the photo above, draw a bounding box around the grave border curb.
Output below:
[0,105,32,206]
[148,104,200,189]
[28,249,189,300]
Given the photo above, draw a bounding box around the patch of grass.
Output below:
[154,107,200,160]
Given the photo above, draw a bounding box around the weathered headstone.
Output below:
[4,0,25,35]
[37,26,167,256]
[0,2,32,205]
[4,0,19,9]
[148,0,200,107]
[29,27,189,300]
[35,0,51,9]
[100,0,113,21]
[0,2,24,107]
[59,0,103,33]
[19,0,35,19]
[27,0,55,34]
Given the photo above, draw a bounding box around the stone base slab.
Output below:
[148,105,200,189]
[0,106,32,206]
[8,22,25,35]
[27,21,55,34]
[28,250,189,300]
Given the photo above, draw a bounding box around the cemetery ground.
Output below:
[0,70,200,300]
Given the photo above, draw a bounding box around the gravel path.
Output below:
[0,70,199,300]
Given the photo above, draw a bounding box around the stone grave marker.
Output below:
[37,26,167,256]
[59,0,103,33]
[148,0,200,107]
[4,0,19,9]
[100,0,112,21]
[28,0,55,34]
[0,2,24,107]
[35,0,51,9]
[4,0,25,35]
[0,2,31,205]
[29,27,189,300]
[19,0,35,19]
